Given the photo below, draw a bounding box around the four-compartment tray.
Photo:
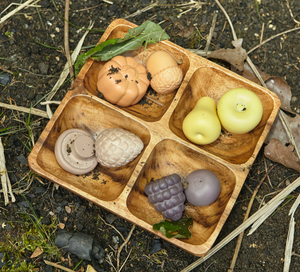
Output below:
[28,19,281,256]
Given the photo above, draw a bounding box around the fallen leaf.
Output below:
[30,246,43,258]
[57,222,65,229]
[207,38,247,71]
[265,111,300,153]
[264,139,300,173]
[173,26,194,38]
[265,77,293,113]
[77,266,85,272]
[233,62,293,113]
[232,61,271,84]
[68,253,73,267]
[86,264,97,272]
[65,206,72,213]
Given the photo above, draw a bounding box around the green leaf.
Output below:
[75,21,170,75]
[153,217,193,239]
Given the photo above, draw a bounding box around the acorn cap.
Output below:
[150,66,183,94]
[54,129,97,175]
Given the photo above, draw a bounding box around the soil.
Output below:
[1,0,300,271]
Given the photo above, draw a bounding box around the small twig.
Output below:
[17,67,59,77]
[117,224,135,271]
[286,0,300,25]
[118,248,132,272]
[145,95,164,107]
[74,4,102,12]
[187,49,212,56]
[283,194,300,272]
[124,1,159,19]
[40,101,61,105]
[0,102,49,119]
[46,20,94,118]
[44,260,75,272]
[247,26,300,55]
[102,0,113,4]
[98,215,126,242]
[244,183,262,204]
[0,138,16,205]
[260,23,264,44]
[0,66,14,74]
[64,0,74,84]
[263,157,273,188]
[181,176,300,272]
[1,1,40,15]
[292,252,300,258]
[228,164,277,271]
[0,0,35,25]
[106,252,118,272]
[204,13,218,53]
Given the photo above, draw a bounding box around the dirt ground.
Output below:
[1,0,300,271]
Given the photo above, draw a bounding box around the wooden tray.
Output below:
[28,19,281,256]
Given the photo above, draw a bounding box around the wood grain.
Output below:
[28,19,281,256]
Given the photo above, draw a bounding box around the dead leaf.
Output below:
[65,206,72,213]
[173,26,194,38]
[265,111,300,152]
[86,264,97,272]
[264,139,300,173]
[232,62,271,84]
[265,77,293,112]
[207,38,247,71]
[233,62,293,113]
[76,266,85,272]
[57,222,65,229]
[77,266,85,272]
[30,246,43,258]
[68,253,73,267]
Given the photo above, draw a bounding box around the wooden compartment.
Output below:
[28,19,281,256]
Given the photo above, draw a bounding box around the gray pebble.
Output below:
[18,200,30,208]
[105,213,118,224]
[112,236,119,244]
[38,62,49,75]
[16,154,28,166]
[41,217,51,225]
[150,239,162,255]
[55,206,63,213]
[36,186,46,194]
[0,251,6,268]
[0,74,12,85]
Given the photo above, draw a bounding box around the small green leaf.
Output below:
[153,217,193,239]
[75,21,170,75]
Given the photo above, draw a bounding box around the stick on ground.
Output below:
[228,164,277,271]
[0,138,16,205]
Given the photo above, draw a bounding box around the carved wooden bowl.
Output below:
[28,19,281,256]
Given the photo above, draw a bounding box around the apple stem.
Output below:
[235,102,246,112]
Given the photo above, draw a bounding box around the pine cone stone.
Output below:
[95,128,144,167]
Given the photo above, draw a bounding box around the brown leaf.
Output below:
[173,26,194,38]
[86,265,97,272]
[265,111,300,152]
[65,206,72,213]
[264,138,300,173]
[30,246,43,258]
[233,62,271,84]
[207,38,247,71]
[57,222,65,229]
[265,76,293,113]
[233,62,293,113]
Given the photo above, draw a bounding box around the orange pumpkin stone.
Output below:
[97,56,150,107]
